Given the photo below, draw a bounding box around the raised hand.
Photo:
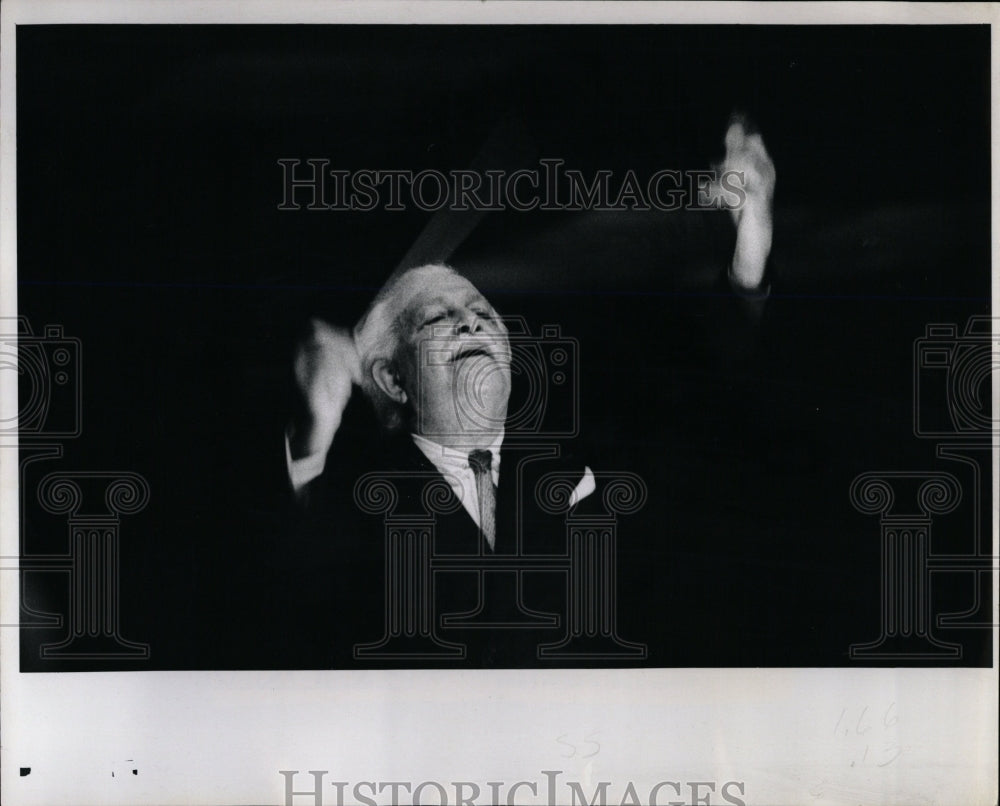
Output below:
[288,317,361,461]
[719,115,776,291]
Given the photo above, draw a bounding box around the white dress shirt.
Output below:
[285,429,596,519]
[410,431,504,528]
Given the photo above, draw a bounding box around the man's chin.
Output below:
[453,352,509,384]
[451,375,511,432]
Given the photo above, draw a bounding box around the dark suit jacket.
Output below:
[277,412,605,666]
[260,258,775,669]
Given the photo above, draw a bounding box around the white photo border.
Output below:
[1,2,997,805]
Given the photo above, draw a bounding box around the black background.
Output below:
[17,25,992,668]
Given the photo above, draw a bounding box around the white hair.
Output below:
[353,263,462,431]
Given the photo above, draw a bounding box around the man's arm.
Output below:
[286,317,360,497]
[690,116,778,367]
[722,117,776,295]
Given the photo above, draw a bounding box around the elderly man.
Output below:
[288,262,595,552]
[279,119,775,662]
[286,118,775,539]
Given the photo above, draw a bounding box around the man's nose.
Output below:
[455,309,482,334]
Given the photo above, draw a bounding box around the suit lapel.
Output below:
[391,437,482,555]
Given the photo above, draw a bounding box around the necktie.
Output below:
[467,449,497,551]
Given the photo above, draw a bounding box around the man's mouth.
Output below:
[451,345,494,362]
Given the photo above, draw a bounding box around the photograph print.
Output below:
[11,21,994,671]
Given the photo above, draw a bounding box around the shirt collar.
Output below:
[411,429,504,476]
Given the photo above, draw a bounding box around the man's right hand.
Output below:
[287,318,361,461]
[720,115,776,291]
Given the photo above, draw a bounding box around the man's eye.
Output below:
[473,309,492,320]
[421,314,446,328]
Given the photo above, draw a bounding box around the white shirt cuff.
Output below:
[285,433,327,493]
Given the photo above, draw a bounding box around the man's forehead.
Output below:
[404,277,487,311]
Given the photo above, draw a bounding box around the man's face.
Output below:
[396,273,511,442]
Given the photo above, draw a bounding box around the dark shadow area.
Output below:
[16,24,992,669]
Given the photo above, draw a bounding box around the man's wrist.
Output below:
[287,412,339,461]
[285,429,328,493]
[728,259,771,297]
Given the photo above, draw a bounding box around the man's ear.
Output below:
[371,358,408,405]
